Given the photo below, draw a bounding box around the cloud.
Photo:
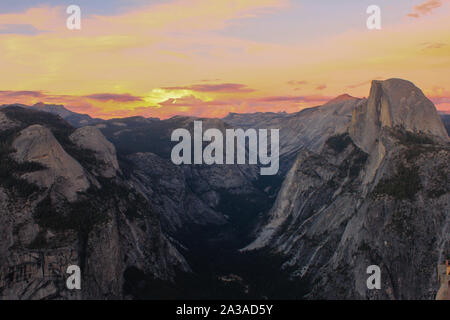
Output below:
[1,2,449,119]
[315,84,327,91]
[0,90,142,118]
[420,42,447,50]
[0,90,45,98]
[424,86,450,112]
[286,80,308,91]
[287,80,308,86]
[431,96,450,103]
[286,81,327,92]
[346,78,383,89]
[0,88,359,119]
[346,81,372,89]
[84,93,143,102]
[162,83,255,93]
[255,94,330,104]
[0,6,65,32]
[159,95,205,107]
[0,24,45,35]
[199,79,222,82]
[407,0,445,18]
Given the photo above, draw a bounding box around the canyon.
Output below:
[0,78,448,299]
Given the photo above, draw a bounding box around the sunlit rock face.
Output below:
[0,78,448,300]
[350,78,448,154]
[246,79,449,299]
[70,126,121,178]
[13,124,90,202]
[0,107,188,300]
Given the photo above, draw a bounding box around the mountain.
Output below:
[96,116,269,239]
[0,103,104,127]
[245,79,449,299]
[0,78,448,300]
[224,95,363,175]
[0,107,188,299]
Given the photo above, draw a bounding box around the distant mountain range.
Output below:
[0,78,448,300]
[4,98,449,136]
[0,102,103,127]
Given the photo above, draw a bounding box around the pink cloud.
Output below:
[407,0,445,18]
[84,93,143,102]
[425,86,450,113]
[162,83,255,93]
[255,95,330,104]
[315,85,327,91]
[159,95,206,107]
[0,90,45,98]
[287,80,308,86]
[0,90,124,118]
[420,42,447,50]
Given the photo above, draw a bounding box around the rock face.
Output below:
[128,152,227,233]
[99,116,267,238]
[246,79,450,299]
[350,79,448,153]
[1,78,448,300]
[0,111,18,130]
[69,126,120,178]
[224,96,363,175]
[12,125,90,201]
[0,107,188,300]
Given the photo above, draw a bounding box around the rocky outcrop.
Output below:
[99,116,266,238]
[128,152,227,233]
[224,96,363,175]
[12,125,90,202]
[2,78,448,300]
[350,79,448,153]
[0,111,19,130]
[97,101,362,239]
[245,79,450,299]
[0,107,189,300]
[70,126,120,178]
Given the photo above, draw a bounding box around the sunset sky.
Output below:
[0,0,449,119]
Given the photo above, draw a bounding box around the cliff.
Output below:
[245,79,450,299]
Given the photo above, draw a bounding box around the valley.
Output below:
[0,78,448,300]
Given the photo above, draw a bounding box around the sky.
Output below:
[0,0,449,119]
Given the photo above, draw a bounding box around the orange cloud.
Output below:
[255,95,329,104]
[93,0,288,33]
[0,90,45,98]
[407,0,446,18]
[315,85,327,91]
[162,83,255,93]
[425,86,450,113]
[0,88,335,119]
[420,42,447,50]
[0,1,450,118]
[287,80,308,86]
[0,6,64,32]
[84,93,143,102]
